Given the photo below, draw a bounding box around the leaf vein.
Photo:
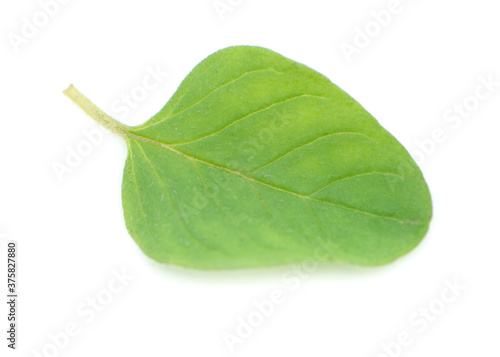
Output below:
[136,68,282,131]
[127,133,423,225]
[127,140,154,239]
[192,162,278,251]
[251,131,374,174]
[173,94,327,146]
[309,171,405,196]
[134,141,229,255]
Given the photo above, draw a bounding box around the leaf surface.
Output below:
[65,46,432,269]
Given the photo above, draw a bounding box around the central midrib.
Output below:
[122,129,424,226]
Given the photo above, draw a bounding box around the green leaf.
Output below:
[64,46,432,270]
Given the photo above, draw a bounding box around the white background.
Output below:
[1,0,499,356]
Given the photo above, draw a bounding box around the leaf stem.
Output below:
[63,84,128,136]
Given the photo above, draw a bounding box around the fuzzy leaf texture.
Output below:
[64,46,432,270]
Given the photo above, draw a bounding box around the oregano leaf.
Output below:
[64,46,432,269]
